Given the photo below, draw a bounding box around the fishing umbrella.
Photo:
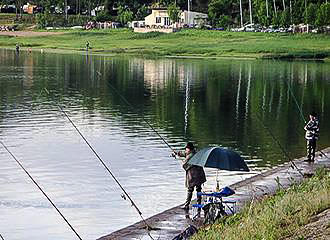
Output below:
[188,147,249,172]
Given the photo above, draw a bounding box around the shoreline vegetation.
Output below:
[192,167,330,240]
[0,29,329,60]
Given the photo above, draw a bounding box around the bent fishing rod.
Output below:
[286,81,329,160]
[42,89,154,237]
[254,113,304,177]
[97,71,175,153]
[0,141,82,240]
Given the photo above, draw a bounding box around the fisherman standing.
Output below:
[16,43,20,54]
[173,142,206,210]
[304,112,320,162]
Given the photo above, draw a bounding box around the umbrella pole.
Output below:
[216,170,220,192]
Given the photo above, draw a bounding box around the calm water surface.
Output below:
[0,49,329,240]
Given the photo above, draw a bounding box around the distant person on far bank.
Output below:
[173,142,206,211]
[16,43,20,53]
[86,41,90,51]
[304,112,320,162]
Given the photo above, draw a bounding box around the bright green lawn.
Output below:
[1,29,330,59]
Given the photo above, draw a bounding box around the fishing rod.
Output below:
[0,141,83,240]
[97,71,175,153]
[42,89,155,238]
[0,233,4,240]
[254,113,304,177]
[286,81,329,160]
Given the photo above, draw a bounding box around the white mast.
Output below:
[249,0,253,24]
[188,0,192,25]
[240,0,243,27]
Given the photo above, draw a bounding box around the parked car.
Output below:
[212,27,225,31]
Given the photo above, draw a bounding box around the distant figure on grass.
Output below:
[86,41,90,51]
[304,112,320,162]
[16,43,20,53]
[173,142,206,211]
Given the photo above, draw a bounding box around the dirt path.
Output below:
[0,31,65,37]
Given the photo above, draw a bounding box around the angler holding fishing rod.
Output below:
[303,112,320,162]
[286,81,327,161]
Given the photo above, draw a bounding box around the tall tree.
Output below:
[15,0,24,19]
[315,2,330,27]
[167,2,180,23]
[208,0,232,26]
[304,3,317,25]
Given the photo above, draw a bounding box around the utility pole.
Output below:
[249,0,253,24]
[65,0,68,21]
[240,0,243,27]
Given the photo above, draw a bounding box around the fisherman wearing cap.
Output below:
[173,142,206,210]
[304,112,320,162]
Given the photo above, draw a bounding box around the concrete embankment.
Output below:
[98,148,330,240]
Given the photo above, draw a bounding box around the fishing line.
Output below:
[285,81,329,160]
[97,71,175,153]
[286,81,306,123]
[42,89,155,238]
[253,113,304,177]
[0,141,83,240]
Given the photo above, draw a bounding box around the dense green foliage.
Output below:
[192,167,330,240]
[1,1,329,28]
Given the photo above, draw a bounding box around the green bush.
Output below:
[36,13,50,28]
[36,14,91,28]
[95,11,112,22]
[68,15,91,26]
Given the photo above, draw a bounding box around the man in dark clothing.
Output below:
[304,112,320,162]
[86,41,90,51]
[173,142,206,210]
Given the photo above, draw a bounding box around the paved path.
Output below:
[98,148,330,240]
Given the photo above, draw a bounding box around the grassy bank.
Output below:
[0,29,330,59]
[192,167,330,240]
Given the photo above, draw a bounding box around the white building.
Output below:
[180,10,208,27]
[144,7,208,28]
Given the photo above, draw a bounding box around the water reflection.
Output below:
[0,49,329,240]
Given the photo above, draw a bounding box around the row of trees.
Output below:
[208,0,330,28]
[1,0,329,28]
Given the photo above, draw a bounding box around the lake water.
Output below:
[0,49,329,240]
